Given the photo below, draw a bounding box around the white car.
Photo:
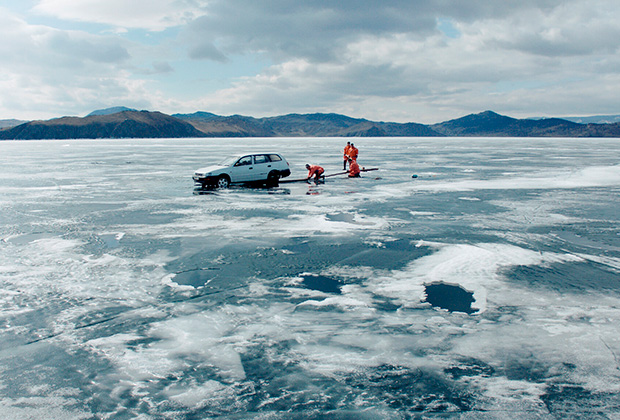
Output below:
[193,153,291,188]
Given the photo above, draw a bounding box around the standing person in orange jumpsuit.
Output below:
[343,141,352,170]
[348,143,359,163]
[305,164,324,183]
[348,158,361,177]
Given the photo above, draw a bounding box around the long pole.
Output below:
[324,168,378,178]
[279,168,379,183]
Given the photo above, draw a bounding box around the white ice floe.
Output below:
[166,380,231,409]
[86,311,247,382]
[368,242,583,313]
[394,164,620,194]
[161,273,196,292]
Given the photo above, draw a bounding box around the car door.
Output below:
[267,154,287,173]
[229,155,254,182]
[252,154,270,180]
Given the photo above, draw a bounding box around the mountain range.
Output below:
[1,108,619,139]
[556,115,620,124]
[0,110,204,140]
[0,119,27,129]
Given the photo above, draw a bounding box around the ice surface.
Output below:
[1,137,619,418]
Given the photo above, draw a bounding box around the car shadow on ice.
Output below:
[193,184,291,195]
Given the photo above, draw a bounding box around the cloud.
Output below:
[0,11,158,118]
[182,0,439,62]
[188,43,228,62]
[0,69,157,120]
[3,1,620,121]
[180,0,587,62]
[185,0,620,122]
[47,32,130,63]
[32,0,207,31]
[473,1,620,57]
[0,12,130,68]
[172,0,620,121]
[152,61,174,74]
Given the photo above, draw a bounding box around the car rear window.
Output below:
[267,154,282,162]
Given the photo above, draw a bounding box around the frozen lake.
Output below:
[1,137,619,419]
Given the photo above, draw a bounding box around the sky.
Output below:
[1,0,619,123]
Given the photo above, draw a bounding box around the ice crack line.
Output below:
[600,336,620,373]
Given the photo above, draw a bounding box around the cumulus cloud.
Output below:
[182,0,439,62]
[472,1,620,57]
[180,0,583,63]
[0,12,132,71]
[0,11,157,118]
[188,43,228,62]
[32,0,207,31]
[181,0,620,122]
[47,32,130,63]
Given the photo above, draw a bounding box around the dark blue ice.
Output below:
[1,137,619,419]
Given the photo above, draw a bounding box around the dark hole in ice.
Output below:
[301,274,342,294]
[171,268,219,288]
[424,282,475,314]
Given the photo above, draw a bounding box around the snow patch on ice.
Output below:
[392,164,620,194]
[369,243,583,313]
[166,380,229,409]
[161,273,196,292]
[297,295,372,311]
[86,312,247,382]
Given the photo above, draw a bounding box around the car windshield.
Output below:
[219,156,241,166]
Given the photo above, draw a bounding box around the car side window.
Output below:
[268,154,282,162]
[254,154,268,164]
[235,156,252,166]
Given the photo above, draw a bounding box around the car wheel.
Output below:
[216,175,230,189]
[267,171,280,187]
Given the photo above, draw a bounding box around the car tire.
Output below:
[266,171,280,187]
[216,175,230,189]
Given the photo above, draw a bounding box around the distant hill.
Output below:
[173,112,272,137]
[2,109,620,140]
[174,112,441,137]
[431,110,620,137]
[87,106,137,116]
[0,110,205,140]
[0,119,27,129]
[562,115,620,124]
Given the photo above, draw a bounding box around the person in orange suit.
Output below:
[348,158,361,177]
[343,141,352,169]
[348,143,359,162]
[305,164,324,183]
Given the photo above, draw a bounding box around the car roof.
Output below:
[230,153,283,158]
[237,152,282,155]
